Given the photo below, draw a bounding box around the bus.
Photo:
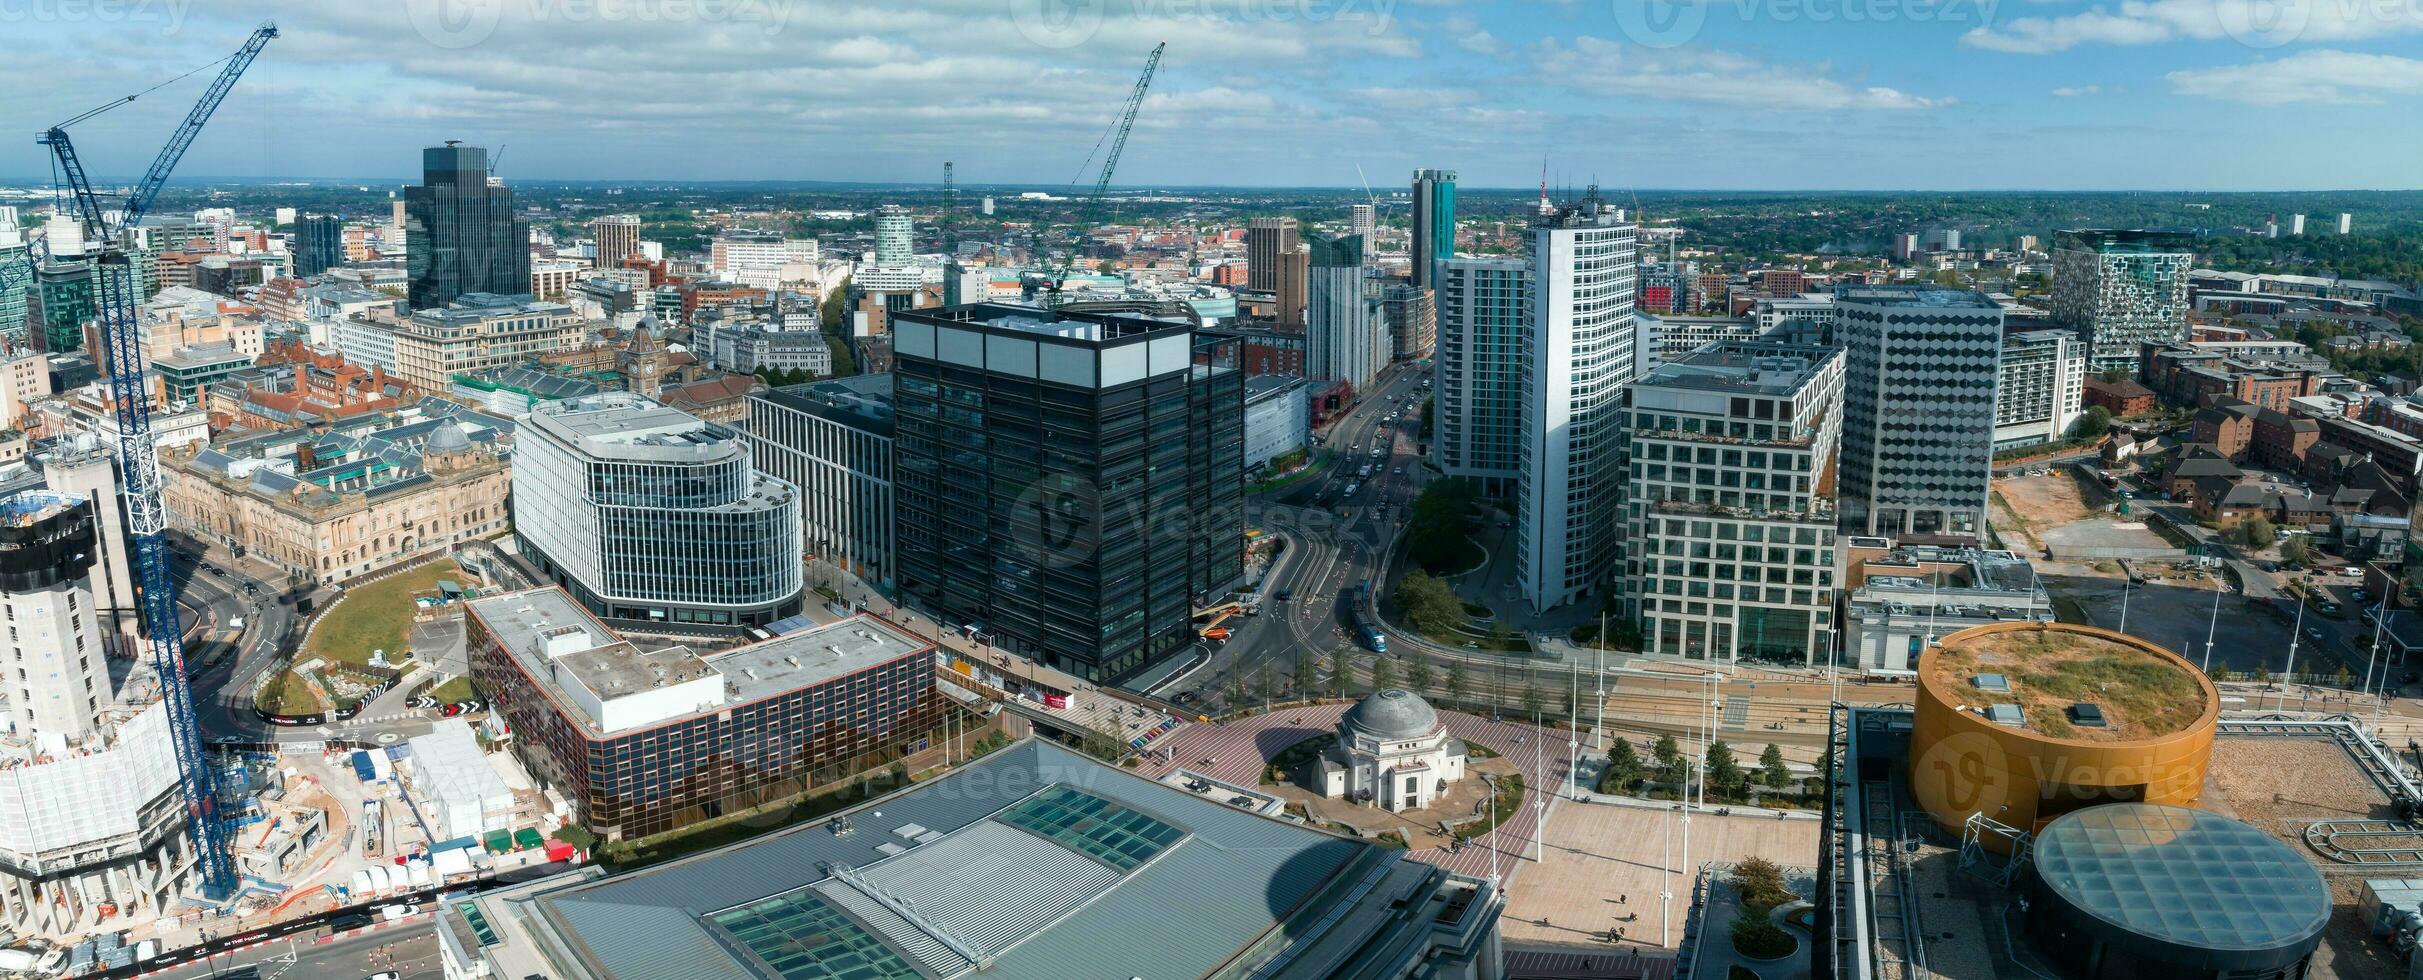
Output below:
[1351,580,1388,653]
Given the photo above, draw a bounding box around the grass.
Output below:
[429,675,478,704]
[254,669,325,716]
[1446,773,1525,840]
[1940,630,2207,738]
[1732,914,1796,960]
[302,560,466,669]
[1729,967,1761,980]
[1265,734,1336,785]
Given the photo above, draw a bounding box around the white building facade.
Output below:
[1306,233,1383,392]
[1517,197,1637,612]
[1993,328,2087,450]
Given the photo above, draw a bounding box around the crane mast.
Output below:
[37,22,277,901]
[1040,41,1164,307]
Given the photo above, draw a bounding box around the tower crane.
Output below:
[1034,41,1163,306]
[37,21,278,900]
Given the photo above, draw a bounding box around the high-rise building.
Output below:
[2290,214,2306,236]
[1306,233,1381,391]
[745,375,897,591]
[2050,229,2193,371]
[1432,257,1527,496]
[28,253,94,355]
[512,392,804,633]
[2338,212,2354,235]
[1246,217,1299,295]
[1836,284,2005,541]
[1381,282,1435,361]
[1410,169,1456,289]
[0,220,26,343]
[1517,196,1637,612]
[1349,203,1376,259]
[1275,245,1309,324]
[891,304,1244,684]
[1994,328,2088,450]
[591,213,641,269]
[404,144,529,310]
[0,491,194,935]
[1620,341,1844,664]
[294,215,344,278]
[874,205,913,267]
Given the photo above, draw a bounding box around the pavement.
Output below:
[139,925,445,980]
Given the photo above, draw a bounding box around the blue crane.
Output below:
[1035,41,1164,306]
[37,22,277,901]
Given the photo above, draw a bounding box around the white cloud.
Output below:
[1531,36,1950,111]
[2052,84,2103,95]
[1443,14,1509,55]
[1963,0,2423,54]
[2166,49,2423,103]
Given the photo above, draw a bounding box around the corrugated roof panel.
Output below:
[848,819,1120,958]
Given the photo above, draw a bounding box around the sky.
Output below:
[3,0,2421,191]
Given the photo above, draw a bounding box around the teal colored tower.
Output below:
[1411,168,1456,290]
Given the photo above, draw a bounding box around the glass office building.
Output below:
[891,304,1244,685]
[513,392,803,632]
[295,214,344,278]
[404,144,529,311]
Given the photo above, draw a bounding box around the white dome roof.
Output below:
[1342,689,1440,740]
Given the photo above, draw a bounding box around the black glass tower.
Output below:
[295,214,344,278]
[404,144,529,310]
[892,304,1245,685]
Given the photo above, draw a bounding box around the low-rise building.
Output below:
[1243,374,1309,472]
[464,586,942,840]
[437,737,1504,980]
[1840,540,2052,673]
[2082,376,2159,417]
[159,402,511,584]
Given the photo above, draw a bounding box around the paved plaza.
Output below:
[1501,801,1819,952]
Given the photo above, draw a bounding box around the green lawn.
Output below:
[430,675,479,704]
[302,561,465,669]
[254,669,325,716]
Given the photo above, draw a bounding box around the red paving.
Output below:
[1139,703,1582,885]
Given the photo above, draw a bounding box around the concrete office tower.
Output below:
[2339,212,2353,235]
[294,215,343,278]
[404,144,529,310]
[1349,204,1376,259]
[1246,217,1300,295]
[745,375,897,592]
[1410,169,1456,289]
[1307,233,1381,391]
[1517,195,1637,612]
[2050,229,2193,372]
[1836,285,2005,542]
[0,213,24,341]
[1893,233,1919,262]
[512,393,804,633]
[39,438,136,617]
[1276,245,1310,324]
[591,214,641,269]
[1431,257,1527,496]
[891,304,1244,685]
[2290,214,2306,236]
[1620,341,1845,664]
[1381,281,1435,361]
[1994,329,2087,450]
[874,205,913,267]
[0,491,193,936]
[981,195,995,216]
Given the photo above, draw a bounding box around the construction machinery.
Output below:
[1030,41,1164,306]
[35,21,279,900]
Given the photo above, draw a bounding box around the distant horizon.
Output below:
[7,177,2423,197]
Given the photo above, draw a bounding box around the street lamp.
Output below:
[2278,596,2307,712]
[2202,582,2223,673]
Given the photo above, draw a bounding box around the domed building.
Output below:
[1303,689,1468,812]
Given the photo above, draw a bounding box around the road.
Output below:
[139,927,441,980]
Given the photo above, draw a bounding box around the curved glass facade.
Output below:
[515,393,802,631]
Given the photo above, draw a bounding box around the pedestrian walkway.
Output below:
[1136,701,1581,884]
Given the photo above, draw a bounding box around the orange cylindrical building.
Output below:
[1910,622,2218,849]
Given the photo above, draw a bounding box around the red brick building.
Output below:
[2084,377,2159,417]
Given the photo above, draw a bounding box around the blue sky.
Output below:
[4,0,2420,190]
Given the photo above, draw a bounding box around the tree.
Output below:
[1370,655,1398,694]
[1730,856,1795,914]
[1394,571,1466,634]
[1520,682,1543,722]
[1327,646,1352,695]
[2099,366,2133,385]
[1490,619,1515,653]
[1605,738,1645,793]
[1759,744,1792,790]
[1706,740,1748,801]
[2282,535,2311,566]
[1406,478,1482,573]
[1652,735,1687,788]
[1293,653,1318,700]
[1406,649,1435,693]
[1444,659,1468,707]
[2238,516,2277,549]
[2256,663,2274,685]
[1256,663,1277,707]
[820,275,850,331]
[2071,404,2113,438]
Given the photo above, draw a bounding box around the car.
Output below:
[2258,560,2280,572]
[365,973,403,980]
[1173,691,1197,705]
[2306,626,2328,643]
[439,704,464,718]
[2353,589,2372,602]
[2315,601,2342,615]
[1391,466,1402,475]
[1275,589,1293,601]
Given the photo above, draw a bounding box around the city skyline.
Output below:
[4,2,2422,191]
